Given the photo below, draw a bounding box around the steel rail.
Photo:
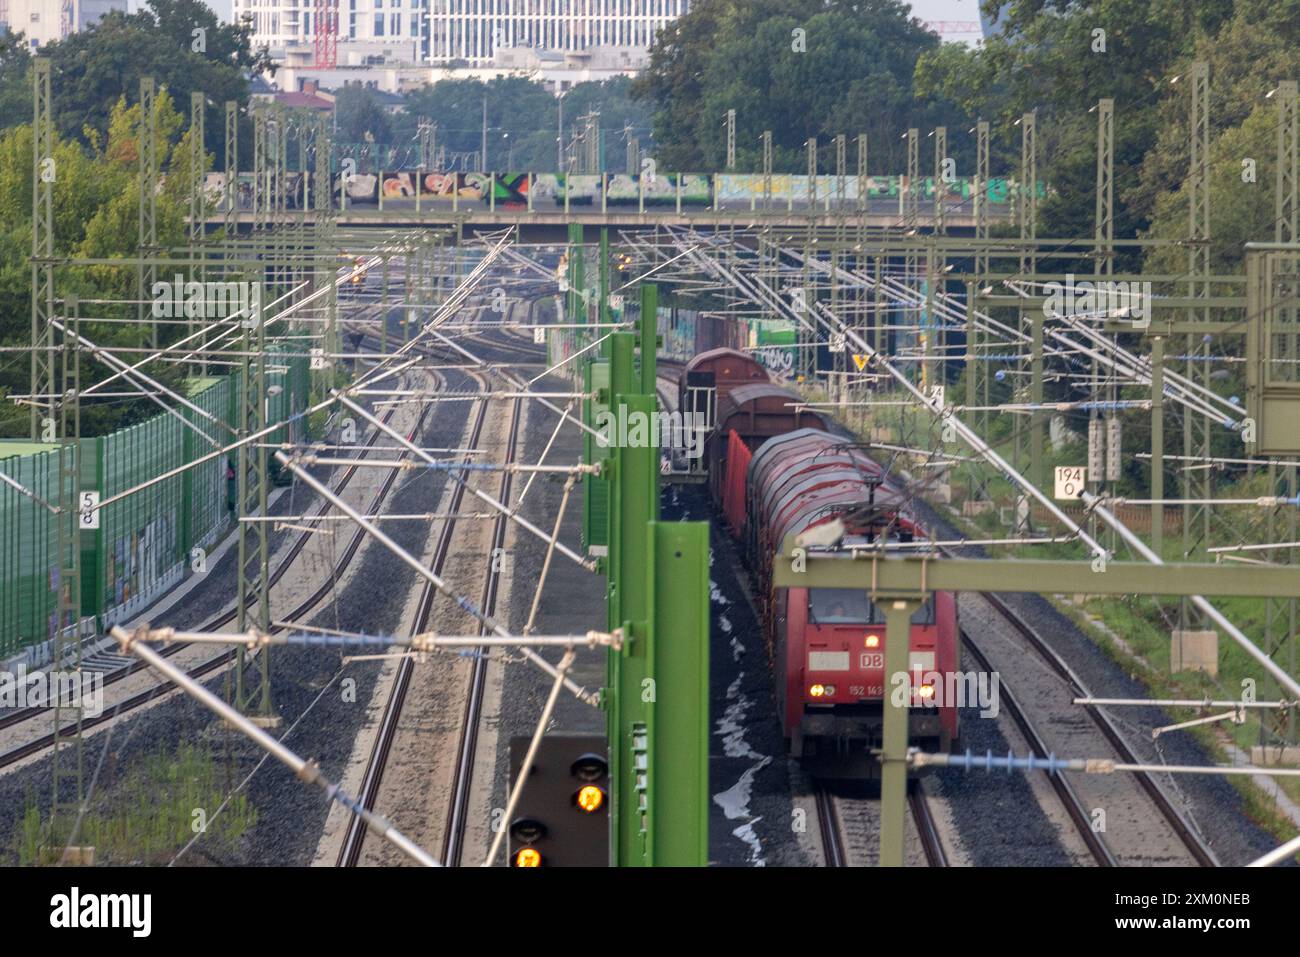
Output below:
[973,589,1219,867]
[336,373,502,866]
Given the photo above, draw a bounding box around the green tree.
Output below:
[334,85,393,146]
[0,88,193,437]
[10,0,271,164]
[394,75,651,172]
[633,0,942,173]
[0,31,33,131]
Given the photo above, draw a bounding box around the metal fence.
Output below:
[0,444,68,659]
[1,356,312,653]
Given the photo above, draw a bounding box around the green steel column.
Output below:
[647,520,709,865]
[879,596,920,868]
[583,357,611,556]
[599,227,611,336]
[639,283,657,396]
[567,222,585,364]
[600,326,708,865]
[606,332,650,865]
[607,386,654,865]
[609,334,636,423]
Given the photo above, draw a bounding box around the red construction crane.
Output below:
[314,0,339,68]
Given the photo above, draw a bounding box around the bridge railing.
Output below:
[202,170,1035,217]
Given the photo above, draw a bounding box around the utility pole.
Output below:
[190,91,206,376]
[1268,79,1299,745]
[856,133,867,214]
[1014,111,1036,503]
[807,136,817,207]
[138,76,158,352]
[30,57,53,442]
[481,95,488,171]
[418,118,432,169]
[726,109,736,170]
[1094,98,1114,525]
[583,111,601,174]
[835,133,846,211]
[762,130,772,210]
[31,57,87,860]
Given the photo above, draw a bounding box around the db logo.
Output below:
[860,652,884,670]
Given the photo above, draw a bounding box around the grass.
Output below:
[15,742,257,866]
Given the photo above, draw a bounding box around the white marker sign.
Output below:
[1054,466,1087,500]
[79,491,101,529]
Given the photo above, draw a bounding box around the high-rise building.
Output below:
[236,0,690,86]
[428,0,689,66]
[1,0,125,49]
[233,0,432,61]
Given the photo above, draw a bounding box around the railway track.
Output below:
[908,784,948,867]
[957,627,1118,867]
[0,362,442,771]
[816,783,948,867]
[337,372,523,867]
[815,787,847,867]
[444,395,523,866]
[960,590,1219,867]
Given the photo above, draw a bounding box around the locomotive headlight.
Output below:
[918,683,936,701]
[864,635,879,648]
[822,684,836,696]
[810,684,826,698]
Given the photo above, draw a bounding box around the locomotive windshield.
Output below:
[808,589,935,625]
[809,588,878,623]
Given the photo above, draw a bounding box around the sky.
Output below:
[166,0,979,31]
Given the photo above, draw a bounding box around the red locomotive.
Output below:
[680,355,961,779]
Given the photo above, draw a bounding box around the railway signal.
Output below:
[507,735,610,867]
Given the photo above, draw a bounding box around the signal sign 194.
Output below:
[1054,466,1086,500]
